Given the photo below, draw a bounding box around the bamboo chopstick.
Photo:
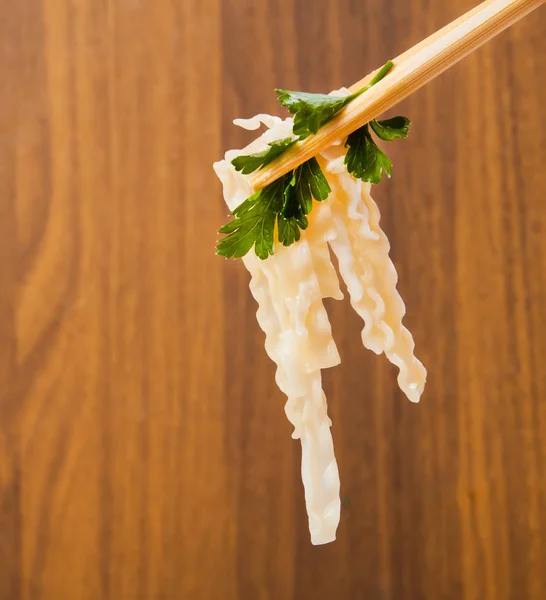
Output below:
[248,0,544,190]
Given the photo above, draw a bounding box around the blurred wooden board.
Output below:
[0,1,544,598]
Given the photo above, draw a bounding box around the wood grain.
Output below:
[249,0,545,190]
[0,1,544,598]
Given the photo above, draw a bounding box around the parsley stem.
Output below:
[370,60,394,85]
[353,60,394,98]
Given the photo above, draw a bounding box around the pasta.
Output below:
[214,112,426,545]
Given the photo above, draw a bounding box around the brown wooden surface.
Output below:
[0,1,544,598]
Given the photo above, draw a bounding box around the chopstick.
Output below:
[248,0,544,191]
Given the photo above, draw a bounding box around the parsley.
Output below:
[370,116,410,141]
[217,177,286,260]
[278,158,331,246]
[217,158,331,259]
[277,183,307,246]
[231,138,297,174]
[217,58,413,260]
[345,116,410,184]
[276,61,394,139]
[276,89,358,139]
[344,125,392,184]
[283,157,331,215]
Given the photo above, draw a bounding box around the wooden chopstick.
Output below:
[248,0,544,190]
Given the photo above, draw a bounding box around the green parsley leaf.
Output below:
[216,177,287,260]
[280,173,302,219]
[275,90,356,139]
[218,157,332,258]
[277,215,305,246]
[289,157,331,212]
[278,177,307,246]
[275,60,394,139]
[278,158,330,246]
[217,59,408,259]
[370,116,411,141]
[344,124,392,185]
[231,138,297,174]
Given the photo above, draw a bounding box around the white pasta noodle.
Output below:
[214,112,426,545]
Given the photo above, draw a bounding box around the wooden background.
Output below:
[0,0,545,598]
